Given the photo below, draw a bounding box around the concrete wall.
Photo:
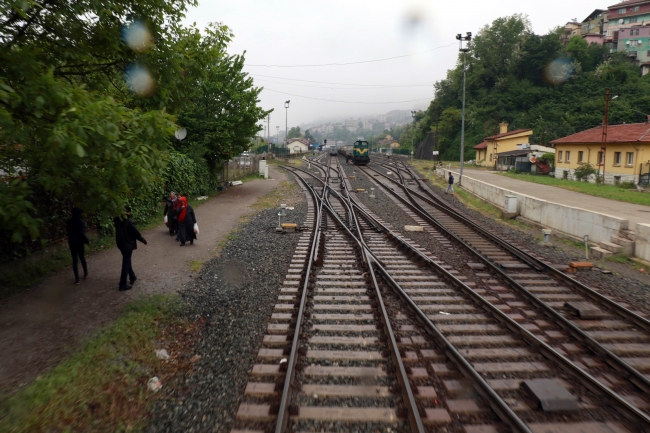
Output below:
[437,168,629,244]
[635,223,650,261]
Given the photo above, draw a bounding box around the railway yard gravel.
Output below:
[147,178,306,433]
[344,160,650,317]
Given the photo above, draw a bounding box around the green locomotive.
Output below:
[339,139,370,165]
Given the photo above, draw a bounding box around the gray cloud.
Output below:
[183,0,599,130]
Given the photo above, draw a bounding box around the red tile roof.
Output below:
[550,122,650,144]
[484,129,533,141]
[473,141,487,149]
[608,0,648,10]
[286,138,310,145]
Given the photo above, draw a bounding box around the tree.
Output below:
[286,126,302,139]
[0,0,270,246]
[0,0,187,241]
[304,129,315,142]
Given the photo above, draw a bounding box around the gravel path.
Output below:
[0,169,285,396]
[147,175,307,433]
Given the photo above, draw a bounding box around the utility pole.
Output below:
[284,100,290,155]
[267,113,271,151]
[601,89,611,184]
[456,32,472,186]
[411,111,416,160]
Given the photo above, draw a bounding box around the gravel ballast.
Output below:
[147,181,307,433]
[346,157,649,316]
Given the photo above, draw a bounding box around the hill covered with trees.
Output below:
[395,15,650,160]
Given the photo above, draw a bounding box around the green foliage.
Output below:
[539,152,555,168]
[286,126,302,139]
[0,294,182,432]
[0,0,269,259]
[619,181,636,189]
[574,162,598,181]
[409,14,650,162]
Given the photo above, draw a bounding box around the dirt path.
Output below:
[0,167,286,395]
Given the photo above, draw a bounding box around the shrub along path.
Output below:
[0,167,285,395]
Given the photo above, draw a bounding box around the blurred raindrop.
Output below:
[125,64,155,97]
[123,21,153,53]
[401,8,426,36]
[544,58,575,85]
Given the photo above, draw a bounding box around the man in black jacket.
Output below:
[114,206,147,291]
[163,192,178,236]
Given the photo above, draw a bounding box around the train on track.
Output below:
[338,139,369,165]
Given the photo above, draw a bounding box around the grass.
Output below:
[188,260,204,272]
[252,180,299,211]
[607,253,650,273]
[497,171,650,207]
[0,295,190,433]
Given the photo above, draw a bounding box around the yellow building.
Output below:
[473,123,534,167]
[550,122,650,185]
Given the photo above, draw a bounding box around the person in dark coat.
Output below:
[114,206,147,291]
[163,192,178,236]
[66,207,90,284]
[175,196,197,246]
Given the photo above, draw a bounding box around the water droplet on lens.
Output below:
[125,64,155,96]
[123,21,153,53]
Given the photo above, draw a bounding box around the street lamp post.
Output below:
[410,110,417,160]
[600,90,618,184]
[456,32,472,186]
[284,100,290,155]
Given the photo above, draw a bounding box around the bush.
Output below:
[574,162,598,181]
[539,152,555,168]
[619,181,636,189]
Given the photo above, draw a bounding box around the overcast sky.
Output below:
[183,0,602,132]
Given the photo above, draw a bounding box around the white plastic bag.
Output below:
[164,215,168,226]
[193,223,199,234]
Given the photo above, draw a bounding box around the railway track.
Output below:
[230,156,647,433]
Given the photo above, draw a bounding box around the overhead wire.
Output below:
[249,73,432,88]
[262,88,432,104]
[254,78,431,90]
[247,43,456,67]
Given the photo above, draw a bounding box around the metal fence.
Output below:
[216,155,262,189]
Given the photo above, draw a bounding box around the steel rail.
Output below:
[368,161,650,394]
[289,166,426,433]
[274,164,326,433]
[394,160,650,333]
[355,164,650,426]
[330,163,533,433]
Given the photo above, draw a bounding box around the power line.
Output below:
[247,43,456,67]
[262,88,432,104]
[254,78,432,90]
[249,73,432,87]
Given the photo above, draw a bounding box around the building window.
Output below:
[630,17,638,23]
[618,8,626,14]
[626,152,634,166]
[632,29,640,35]
[557,151,563,162]
[633,6,640,12]
[614,152,622,165]
[578,151,584,163]
[566,151,571,162]
[598,151,604,165]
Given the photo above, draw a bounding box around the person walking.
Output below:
[66,207,90,285]
[175,196,197,246]
[446,172,455,195]
[114,206,147,291]
[163,192,178,236]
